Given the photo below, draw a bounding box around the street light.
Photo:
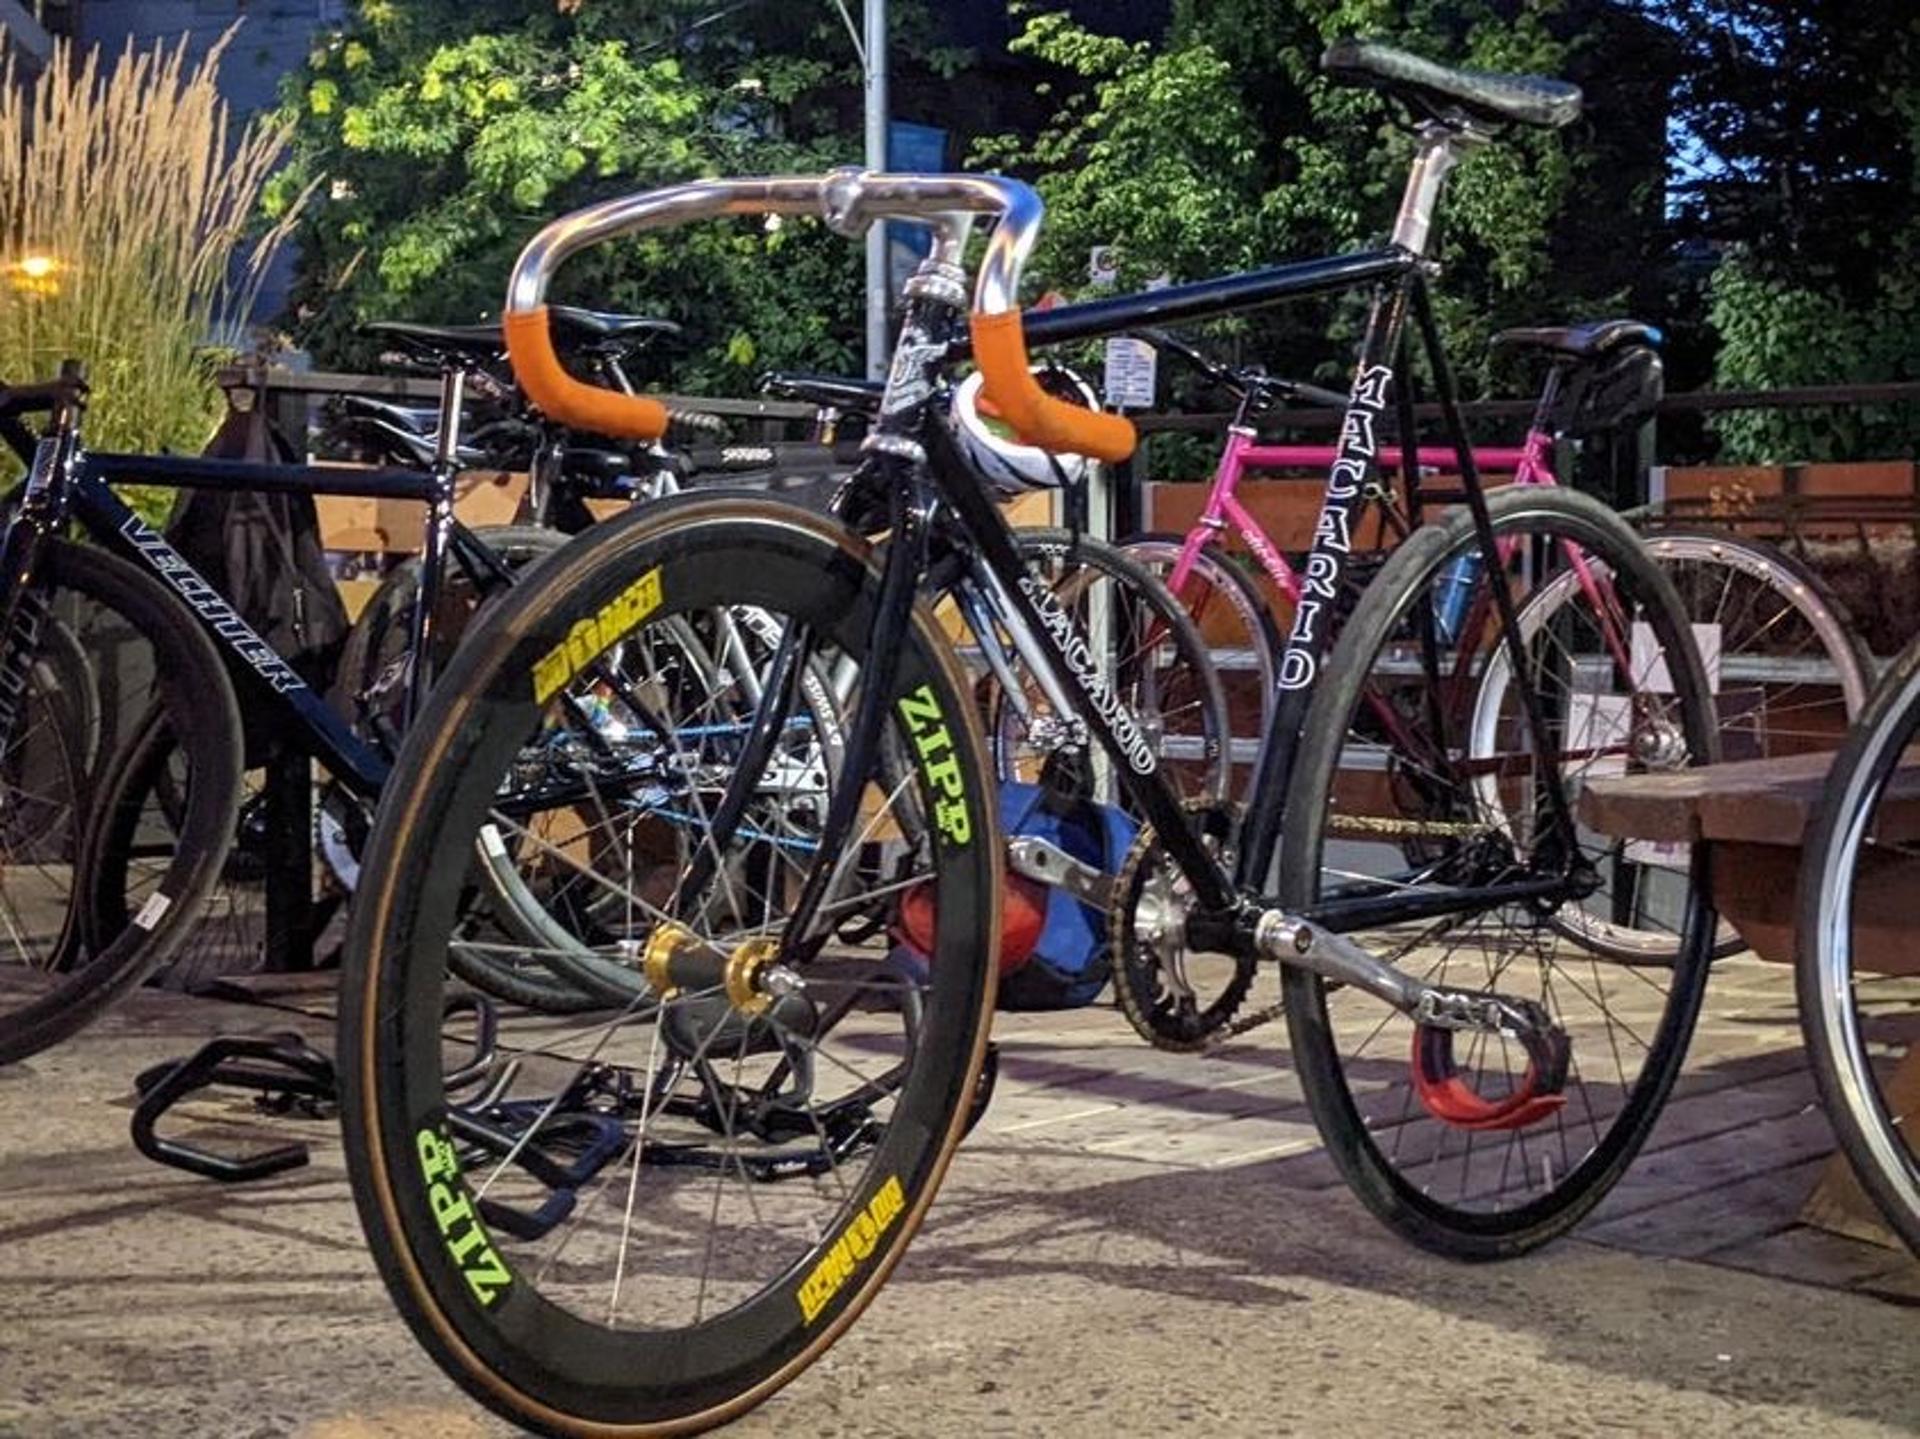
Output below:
[863,0,887,379]
[4,253,64,296]
[830,0,889,377]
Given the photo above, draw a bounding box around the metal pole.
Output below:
[863,0,889,378]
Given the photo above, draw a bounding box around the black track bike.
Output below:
[338,41,1721,1438]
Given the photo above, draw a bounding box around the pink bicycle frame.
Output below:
[1163,423,1634,681]
[1165,428,1539,602]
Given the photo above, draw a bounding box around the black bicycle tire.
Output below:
[992,528,1232,806]
[1277,487,1717,1257]
[1795,637,1920,1254]
[339,493,1001,1435]
[0,635,92,969]
[0,540,243,1064]
[34,612,102,785]
[1123,529,1286,765]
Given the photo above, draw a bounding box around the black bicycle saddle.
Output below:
[1321,38,1582,130]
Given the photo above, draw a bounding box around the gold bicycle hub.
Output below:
[642,924,786,1014]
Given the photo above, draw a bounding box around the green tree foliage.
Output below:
[1705,250,1920,462]
[973,3,1582,398]
[274,1,961,385]
[1655,1,1920,459]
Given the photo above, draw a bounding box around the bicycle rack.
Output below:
[130,1031,336,1182]
[129,996,501,1183]
[128,993,1002,1211]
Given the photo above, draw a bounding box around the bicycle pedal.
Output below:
[1410,1019,1569,1132]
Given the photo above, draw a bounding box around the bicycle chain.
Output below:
[1324,812,1491,840]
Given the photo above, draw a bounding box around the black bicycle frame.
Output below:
[0,431,513,795]
[928,242,1585,943]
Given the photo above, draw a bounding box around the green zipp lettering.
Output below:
[897,684,970,846]
[796,1174,907,1323]
[531,565,664,704]
[417,1127,512,1307]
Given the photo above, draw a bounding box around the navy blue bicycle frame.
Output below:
[0,428,499,796]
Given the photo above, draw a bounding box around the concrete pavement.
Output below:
[0,980,1915,1438]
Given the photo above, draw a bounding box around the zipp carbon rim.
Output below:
[340,495,1000,1435]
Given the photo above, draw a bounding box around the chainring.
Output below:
[1110,799,1262,1052]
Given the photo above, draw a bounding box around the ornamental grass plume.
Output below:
[0,26,308,473]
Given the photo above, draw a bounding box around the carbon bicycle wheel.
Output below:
[1277,488,1717,1257]
[1797,637,1920,1254]
[340,495,1000,1435]
[0,539,243,1064]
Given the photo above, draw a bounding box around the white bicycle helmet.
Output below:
[952,363,1103,494]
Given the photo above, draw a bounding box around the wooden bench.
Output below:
[1581,751,1920,1248]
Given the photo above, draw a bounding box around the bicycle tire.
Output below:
[991,528,1231,807]
[1474,527,1866,963]
[1122,532,1285,781]
[1796,637,1920,1254]
[340,493,1000,1435]
[1278,487,1717,1257]
[0,622,92,968]
[0,539,243,1064]
[80,525,582,1001]
[35,613,102,785]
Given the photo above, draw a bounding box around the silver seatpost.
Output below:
[1390,122,1488,257]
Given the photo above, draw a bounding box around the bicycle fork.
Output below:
[0,433,67,775]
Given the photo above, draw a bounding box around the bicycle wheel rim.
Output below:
[0,541,243,1062]
[1800,652,1920,1250]
[343,500,1000,1432]
[1279,489,1717,1253]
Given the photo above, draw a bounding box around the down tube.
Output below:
[1235,276,1414,891]
[927,426,1237,915]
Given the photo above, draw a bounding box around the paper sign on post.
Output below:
[1103,336,1157,411]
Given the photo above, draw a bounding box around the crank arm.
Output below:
[1008,835,1115,907]
[1251,910,1568,1054]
